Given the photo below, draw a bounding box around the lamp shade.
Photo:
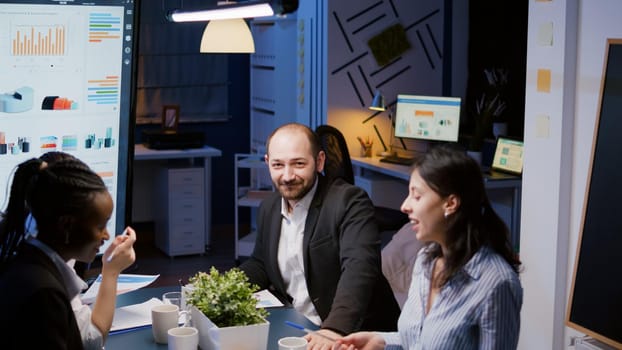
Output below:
[200,18,255,53]
[369,90,386,111]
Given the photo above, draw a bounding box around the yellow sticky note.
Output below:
[537,69,551,92]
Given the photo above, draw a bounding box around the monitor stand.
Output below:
[378,150,396,157]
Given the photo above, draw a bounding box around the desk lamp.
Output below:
[369,90,395,157]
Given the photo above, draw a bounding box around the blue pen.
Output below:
[284,321,338,341]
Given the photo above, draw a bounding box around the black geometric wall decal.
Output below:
[388,0,398,18]
[347,1,383,22]
[370,56,403,77]
[376,65,411,88]
[333,11,353,53]
[352,14,386,35]
[425,23,442,58]
[404,9,440,32]
[362,110,383,124]
[368,23,411,67]
[358,65,374,97]
[331,52,369,75]
[416,29,435,69]
[347,71,365,107]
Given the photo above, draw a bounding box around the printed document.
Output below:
[81,274,159,304]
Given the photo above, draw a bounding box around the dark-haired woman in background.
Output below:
[333,144,523,350]
[0,156,136,350]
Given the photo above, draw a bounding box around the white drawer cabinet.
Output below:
[155,166,205,257]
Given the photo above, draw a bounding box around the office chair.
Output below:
[315,125,409,235]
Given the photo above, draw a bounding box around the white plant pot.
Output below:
[190,306,269,350]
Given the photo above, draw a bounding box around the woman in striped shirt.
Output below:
[334,144,522,350]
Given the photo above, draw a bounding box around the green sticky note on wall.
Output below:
[368,23,411,67]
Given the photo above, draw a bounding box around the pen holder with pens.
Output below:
[357,136,373,157]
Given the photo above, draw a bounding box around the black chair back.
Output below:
[315,124,409,233]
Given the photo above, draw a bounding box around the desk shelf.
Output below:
[351,156,522,251]
[234,153,273,263]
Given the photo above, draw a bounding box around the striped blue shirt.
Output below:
[379,245,522,350]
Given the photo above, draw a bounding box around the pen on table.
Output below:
[284,321,338,341]
[106,228,129,262]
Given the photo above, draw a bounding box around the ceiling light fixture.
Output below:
[167,0,299,23]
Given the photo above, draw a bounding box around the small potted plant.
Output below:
[468,68,509,160]
[185,267,269,350]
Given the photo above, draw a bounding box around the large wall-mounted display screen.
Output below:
[0,0,137,252]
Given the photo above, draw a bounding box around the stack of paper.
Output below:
[110,298,162,333]
[254,289,284,308]
[81,274,160,304]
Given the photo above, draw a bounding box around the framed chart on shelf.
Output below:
[162,105,180,131]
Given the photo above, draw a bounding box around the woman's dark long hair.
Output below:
[0,157,107,264]
[415,144,521,287]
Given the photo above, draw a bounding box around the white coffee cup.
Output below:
[152,304,188,344]
[167,326,199,350]
[278,336,308,350]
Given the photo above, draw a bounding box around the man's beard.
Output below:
[277,178,312,202]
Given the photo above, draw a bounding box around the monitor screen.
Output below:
[0,0,137,253]
[394,94,461,143]
[491,137,524,175]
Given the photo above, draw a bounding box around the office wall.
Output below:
[132,54,250,226]
[520,1,622,348]
[326,0,468,157]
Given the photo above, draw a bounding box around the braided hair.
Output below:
[0,157,107,264]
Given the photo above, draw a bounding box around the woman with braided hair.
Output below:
[0,156,136,350]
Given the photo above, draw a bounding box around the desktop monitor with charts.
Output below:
[380,94,461,165]
[486,137,524,179]
[394,94,461,142]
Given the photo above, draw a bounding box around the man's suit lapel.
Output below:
[302,175,327,274]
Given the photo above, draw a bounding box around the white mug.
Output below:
[167,326,199,350]
[278,336,308,350]
[152,304,188,344]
